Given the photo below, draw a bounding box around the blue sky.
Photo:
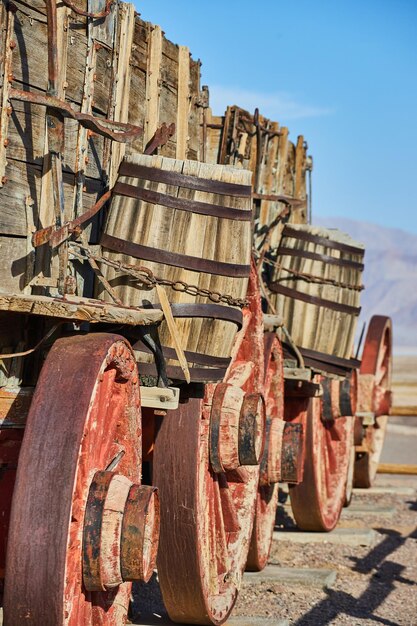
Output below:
[136,1,417,233]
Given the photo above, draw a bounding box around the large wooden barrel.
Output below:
[99,154,253,382]
[268,224,364,365]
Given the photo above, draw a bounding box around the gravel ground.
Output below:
[130,475,417,626]
[233,476,417,626]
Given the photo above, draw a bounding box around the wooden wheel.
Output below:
[153,264,264,625]
[154,395,260,625]
[246,334,284,571]
[354,316,393,488]
[4,333,159,626]
[289,378,354,532]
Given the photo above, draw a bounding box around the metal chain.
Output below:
[70,243,249,308]
[261,256,364,292]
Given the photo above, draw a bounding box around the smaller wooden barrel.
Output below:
[99,154,253,382]
[268,224,364,364]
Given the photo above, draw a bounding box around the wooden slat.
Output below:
[144,25,162,146]
[176,46,190,160]
[0,293,164,326]
[378,463,417,476]
[108,2,135,186]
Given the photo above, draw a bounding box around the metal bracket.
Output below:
[284,367,312,382]
[140,386,179,410]
[356,411,376,426]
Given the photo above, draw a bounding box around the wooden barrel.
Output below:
[268,224,364,365]
[99,154,253,382]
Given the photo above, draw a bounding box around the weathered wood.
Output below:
[377,463,417,475]
[0,387,33,427]
[108,1,135,186]
[271,225,364,359]
[0,236,30,292]
[144,25,162,146]
[100,153,252,367]
[138,385,180,410]
[176,46,190,160]
[0,293,163,326]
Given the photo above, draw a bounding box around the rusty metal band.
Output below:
[137,343,231,368]
[138,362,225,382]
[253,192,305,208]
[114,182,252,221]
[61,0,114,18]
[321,379,333,422]
[101,234,251,278]
[340,376,354,416]
[33,190,112,248]
[300,347,360,372]
[268,284,361,316]
[276,246,365,271]
[119,162,252,197]
[282,226,364,256]
[9,88,142,143]
[82,471,114,592]
[159,302,242,327]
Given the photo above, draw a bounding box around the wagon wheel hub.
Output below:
[83,471,159,591]
[209,384,265,473]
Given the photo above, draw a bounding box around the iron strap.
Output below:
[9,88,142,143]
[300,347,360,372]
[253,192,305,208]
[282,226,364,256]
[137,343,232,368]
[276,246,365,270]
[101,234,251,278]
[114,182,252,221]
[119,162,252,197]
[268,283,361,316]
[138,362,225,382]
[153,302,243,327]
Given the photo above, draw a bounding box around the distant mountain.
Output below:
[314,217,417,351]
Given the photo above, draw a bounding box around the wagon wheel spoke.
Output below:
[212,474,231,577]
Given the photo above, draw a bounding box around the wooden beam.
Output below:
[390,406,417,417]
[0,388,33,428]
[176,46,190,160]
[378,463,417,476]
[144,25,162,146]
[0,293,163,326]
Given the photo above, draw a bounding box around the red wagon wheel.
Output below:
[153,265,264,625]
[153,394,261,626]
[289,377,354,532]
[246,334,284,571]
[354,315,393,488]
[4,333,159,626]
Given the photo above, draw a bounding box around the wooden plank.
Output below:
[0,388,33,427]
[108,1,135,186]
[188,59,202,161]
[391,406,417,416]
[0,158,102,238]
[144,25,162,146]
[0,293,164,326]
[0,4,15,186]
[176,46,190,160]
[378,463,417,475]
[0,236,30,293]
[138,385,180,410]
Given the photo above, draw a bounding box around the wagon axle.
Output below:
[83,471,159,591]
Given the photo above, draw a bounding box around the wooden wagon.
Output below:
[0,2,393,625]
